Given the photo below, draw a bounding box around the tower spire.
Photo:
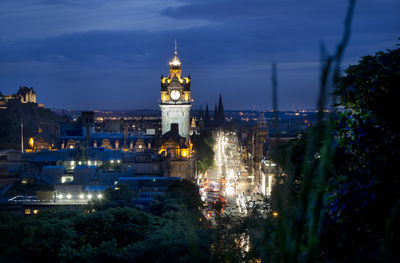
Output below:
[169,39,181,70]
[204,104,210,127]
[217,93,225,125]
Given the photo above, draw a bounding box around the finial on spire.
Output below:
[169,39,181,68]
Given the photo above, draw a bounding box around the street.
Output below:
[201,130,255,217]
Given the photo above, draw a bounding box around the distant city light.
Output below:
[29,137,34,148]
[87,194,92,199]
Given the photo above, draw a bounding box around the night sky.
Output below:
[0,0,398,111]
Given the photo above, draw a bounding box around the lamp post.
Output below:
[20,118,24,153]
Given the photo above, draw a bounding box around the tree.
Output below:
[320,47,400,262]
[89,185,136,210]
[191,130,215,174]
[0,180,215,263]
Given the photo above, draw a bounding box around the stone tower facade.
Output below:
[254,111,269,162]
[160,43,191,142]
[17,87,36,103]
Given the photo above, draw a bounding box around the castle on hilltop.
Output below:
[0,86,44,108]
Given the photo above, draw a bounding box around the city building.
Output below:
[158,123,195,180]
[160,42,191,142]
[58,111,154,151]
[259,159,282,196]
[23,147,170,186]
[254,111,269,163]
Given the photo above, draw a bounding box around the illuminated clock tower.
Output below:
[160,42,191,142]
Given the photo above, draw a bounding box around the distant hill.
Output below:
[0,101,61,150]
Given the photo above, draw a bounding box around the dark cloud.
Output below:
[0,0,399,110]
[0,25,317,66]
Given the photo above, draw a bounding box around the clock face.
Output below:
[170,90,180,101]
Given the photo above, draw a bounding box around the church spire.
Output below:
[198,106,204,130]
[218,93,224,115]
[217,93,225,125]
[204,103,210,127]
[198,106,203,119]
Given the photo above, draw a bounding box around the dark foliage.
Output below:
[191,130,216,174]
[88,185,136,210]
[271,47,400,262]
[321,48,400,262]
[0,180,214,263]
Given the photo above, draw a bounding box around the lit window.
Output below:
[33,209,39,215]
[61,176,73,183]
